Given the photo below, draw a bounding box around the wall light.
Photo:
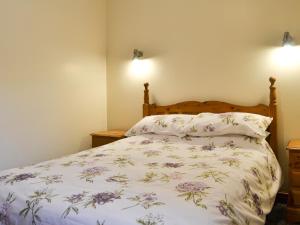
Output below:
[133,49,143,59]
[282,32,294,47]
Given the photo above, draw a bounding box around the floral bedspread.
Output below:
[0,134,281,225]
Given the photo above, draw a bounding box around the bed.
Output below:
[0,78,281,225]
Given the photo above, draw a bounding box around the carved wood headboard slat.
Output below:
[143,77,278,158]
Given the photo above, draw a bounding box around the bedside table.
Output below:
[90,130,126,148]
[287,140,300,223]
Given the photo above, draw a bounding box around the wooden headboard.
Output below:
[143,77,278,158]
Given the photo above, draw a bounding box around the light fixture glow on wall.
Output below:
[129,49,155,77]
[270,32,300,69]
[133,49,143,59]
[282,32,294,47]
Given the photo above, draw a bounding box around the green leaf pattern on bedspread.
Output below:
[0,134,281,225]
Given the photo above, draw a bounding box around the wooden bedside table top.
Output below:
[287,140,300,151]
[91,130,126,138]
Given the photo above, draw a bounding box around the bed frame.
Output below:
[143,77,278,158]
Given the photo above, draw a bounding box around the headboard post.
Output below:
[269,77,278,157]
[143,83,150,117]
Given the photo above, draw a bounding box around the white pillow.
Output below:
[183,112,272,138]
[125,114,194,137]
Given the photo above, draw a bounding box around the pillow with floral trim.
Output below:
[125,114,194,137]
[183,112,272,138]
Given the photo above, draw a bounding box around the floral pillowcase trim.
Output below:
[125,114,194,137]
[183,112,273,139]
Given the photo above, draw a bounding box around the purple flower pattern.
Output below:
[223,141,237,149]
[80,167,109,183]
[216,195,236,220]
[85,191,122,208]
[217,195,250,225]
[202,143,216,151]
[6,173,38,185]
[66,193,86,204]
[62,192,88,218]
[269,166,277,181]
[163,162,183,168]
[242,179,263,216]
[203,124,215,132]
[0,175,10,183]
[140,140,153,145]
[141,125,149,133]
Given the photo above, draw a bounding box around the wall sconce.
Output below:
[133,49,143,60]
[282,32,294,47]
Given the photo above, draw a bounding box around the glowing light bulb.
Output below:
[129,58,154,77]
[271,46,300,69]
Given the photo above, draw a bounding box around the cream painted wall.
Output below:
[0,0,107,170]
[107,0,300,190]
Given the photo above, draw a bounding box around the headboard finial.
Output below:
[269,76,277,105]
[144,83,149,104]
[269,76,276,87]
